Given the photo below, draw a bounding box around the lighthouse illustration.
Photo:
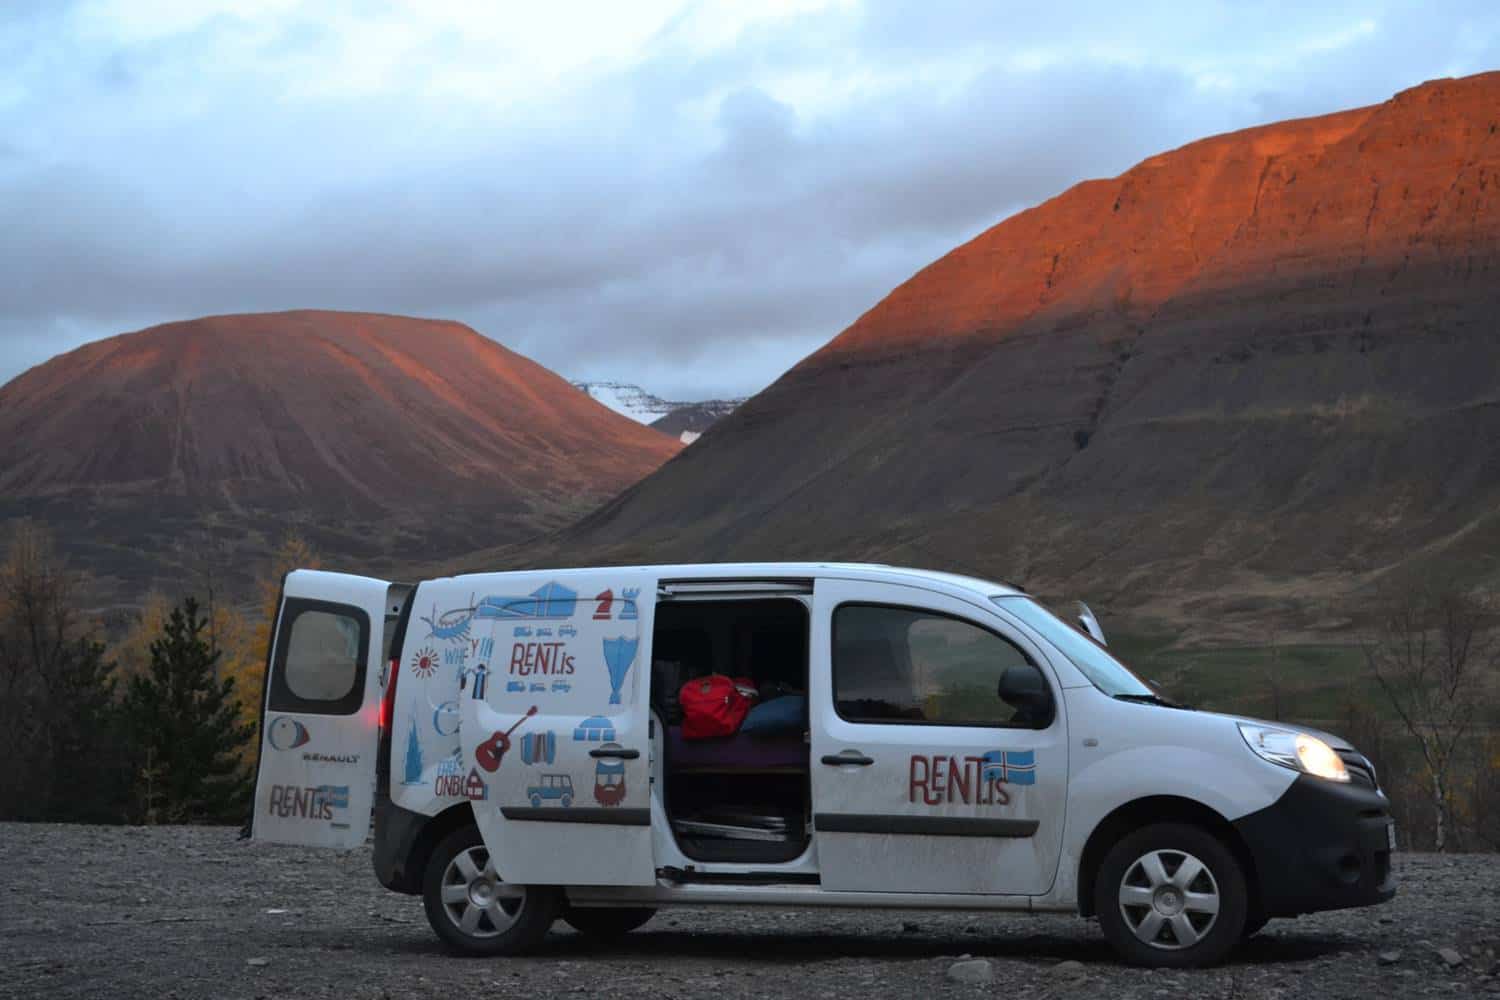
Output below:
[401,717,425,785]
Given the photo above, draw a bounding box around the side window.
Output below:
[833,604,1048,727]
[267,599,371,716]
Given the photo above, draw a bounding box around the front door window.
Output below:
[833,604,1048,727]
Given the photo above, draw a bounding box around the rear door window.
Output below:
[267,599,370,716]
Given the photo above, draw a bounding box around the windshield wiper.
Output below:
[1114,692,1190,710]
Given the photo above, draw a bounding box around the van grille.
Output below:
[1338,750,1378,790]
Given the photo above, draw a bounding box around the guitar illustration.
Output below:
[474,706,539,772]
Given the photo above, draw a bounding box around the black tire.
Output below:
[1094,822,1248,968]
[561,905,657,940]
[421,825,559,956]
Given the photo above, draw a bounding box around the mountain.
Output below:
[650,400,742,444]
[572,380,743,444]
[573,381,678,423]
[518,73,1500,640]
[0,311,681,602]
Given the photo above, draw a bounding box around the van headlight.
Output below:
[1237,724,1350,783]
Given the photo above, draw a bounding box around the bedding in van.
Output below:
[665,725,806,771]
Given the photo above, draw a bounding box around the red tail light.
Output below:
[379,658,399,733]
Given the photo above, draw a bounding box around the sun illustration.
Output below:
[411,646,439,679]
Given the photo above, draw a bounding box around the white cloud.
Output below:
[1,0,1497,398]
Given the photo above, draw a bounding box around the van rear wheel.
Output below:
[422,825,558,956]
[561,905,657,940]
[1094,822,1247,968]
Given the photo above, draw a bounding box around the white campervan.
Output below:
[251,563,1395,968]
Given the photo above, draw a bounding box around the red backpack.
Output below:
[679,674,758,740]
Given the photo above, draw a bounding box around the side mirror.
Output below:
[998,665,1053,725]
[1077,601,1107,645]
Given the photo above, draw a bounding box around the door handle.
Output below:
[589,747,640,759]
[820,751,874,767]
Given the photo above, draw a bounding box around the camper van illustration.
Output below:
[559,625,577,638]
[505,680,526,693]
[527,774,574,808]
[550,680,572,694]
[594,747,626,807]
[513,626,533,638]
[536,626,554,637]
[529,682,547,693]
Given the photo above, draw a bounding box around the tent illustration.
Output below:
[602,637,638,706]
[573,716,616,741]
[473,582,578,621]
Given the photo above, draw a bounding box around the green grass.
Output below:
[1108,633,1374,727]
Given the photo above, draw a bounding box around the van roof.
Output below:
[435,562,1024,601]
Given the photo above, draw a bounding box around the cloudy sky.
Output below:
[2,1,1497,399]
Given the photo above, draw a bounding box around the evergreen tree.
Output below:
[0,521,131,822]
[123,597,256,823]
[47,636,132,822]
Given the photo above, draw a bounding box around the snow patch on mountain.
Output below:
[572,381,675,424]
[573,381,743,440]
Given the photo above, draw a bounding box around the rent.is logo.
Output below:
[268,784,349,821]
[908,750,1036,806]
[509,642,575,676]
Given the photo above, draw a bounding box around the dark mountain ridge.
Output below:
[509,73,1500,639]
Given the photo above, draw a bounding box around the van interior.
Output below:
[651,598,810,863]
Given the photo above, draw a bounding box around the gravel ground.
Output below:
[3,824,1498,999]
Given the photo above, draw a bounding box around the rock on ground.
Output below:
[1,824,1497,1000]
[945,958,993,983]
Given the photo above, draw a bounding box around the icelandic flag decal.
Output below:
[981,749,1037,786]
[315,785,351,809]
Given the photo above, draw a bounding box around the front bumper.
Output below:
[1234,773,1396,917]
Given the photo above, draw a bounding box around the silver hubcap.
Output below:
[440,845,524,938]
[1118,849,1220,950]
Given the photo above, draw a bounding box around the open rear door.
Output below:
[458,570,657,886]
[252,570,390,848]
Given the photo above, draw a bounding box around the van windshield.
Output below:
[992,596,1155,698]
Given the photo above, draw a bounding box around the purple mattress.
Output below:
[665,727,807,771]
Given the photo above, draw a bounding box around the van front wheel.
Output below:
[422,826,558,956]
[1094,822,1247,968]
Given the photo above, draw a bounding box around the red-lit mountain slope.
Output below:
[0,311,681,600]
[526,73,1500,637]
